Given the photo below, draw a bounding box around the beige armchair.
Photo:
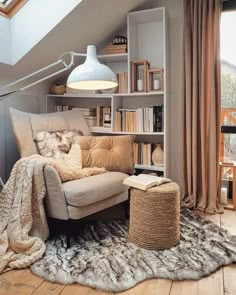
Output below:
[9,108,131,222]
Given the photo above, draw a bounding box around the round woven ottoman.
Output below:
[129,182,180,250]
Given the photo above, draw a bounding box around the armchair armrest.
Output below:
[44,165,69,220]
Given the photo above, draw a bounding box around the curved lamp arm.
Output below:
[0,51,86,100]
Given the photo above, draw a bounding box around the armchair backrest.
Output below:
[9,108,91,157]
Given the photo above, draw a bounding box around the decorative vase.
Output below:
[152,144,164,166]
[50,84,66,95]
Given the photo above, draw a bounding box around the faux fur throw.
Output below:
[35,130,84,159]
[0,144,106,273]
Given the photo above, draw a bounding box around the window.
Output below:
[0,0,26,18]
[220,6,236,163]
[220,2,236,207]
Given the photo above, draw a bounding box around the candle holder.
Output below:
[131,60,150,93]
[147,69,164,92]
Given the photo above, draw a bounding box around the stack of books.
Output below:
[105,44,127,54]
[72,107,97,127]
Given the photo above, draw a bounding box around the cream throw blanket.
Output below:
[0,144,105,273]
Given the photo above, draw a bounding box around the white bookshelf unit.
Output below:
[46,7,169,176]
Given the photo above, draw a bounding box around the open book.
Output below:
[123,174,171,190]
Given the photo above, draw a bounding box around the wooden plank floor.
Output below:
[0,210,236,295]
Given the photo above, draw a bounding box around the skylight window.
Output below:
[0,0,26,18]
[0,0,13,7]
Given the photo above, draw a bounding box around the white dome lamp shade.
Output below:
[67,45,118,90]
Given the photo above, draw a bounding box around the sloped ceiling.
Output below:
[0,0,153,84]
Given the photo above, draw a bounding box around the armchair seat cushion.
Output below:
[62,171,129,207]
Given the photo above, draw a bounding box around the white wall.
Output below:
[11,0,83,64]
[0,16,11,64]
[165,0,183,186]
[0,0,82,65]
[0,82,49,182]
[148,0,184,185]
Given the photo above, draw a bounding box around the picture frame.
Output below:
[131,60,150,93]
[147,68,164,92]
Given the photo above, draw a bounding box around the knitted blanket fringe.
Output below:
[0,151,106,274]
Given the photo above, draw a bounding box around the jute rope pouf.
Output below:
[129,182,180,250]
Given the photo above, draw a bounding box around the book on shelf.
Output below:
[96,106,111,128]
[133,142,155,165]
[117,72,128,93]
[123,174,171,190]
[105,44,127,54]
[71,107,97,127]
[54,105,73,112]
[72,107,96,116]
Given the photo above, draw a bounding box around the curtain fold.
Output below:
[181,0,223,213]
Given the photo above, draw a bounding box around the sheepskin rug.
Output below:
[31,208,236,292]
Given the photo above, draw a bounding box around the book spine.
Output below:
[156,105,162,132]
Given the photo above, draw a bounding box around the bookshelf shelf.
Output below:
[47,91,164,99]
[135,164,165,172]
[90,128,164,135]
[90,127,112,133]
[46,7,169,176]
[97,53,128,63]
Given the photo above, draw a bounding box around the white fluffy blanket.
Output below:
[0,144,105,273]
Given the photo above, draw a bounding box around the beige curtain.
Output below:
[181,0,223,213]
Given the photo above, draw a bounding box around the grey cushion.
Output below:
[63,172,129,207]
[67,191,128,219]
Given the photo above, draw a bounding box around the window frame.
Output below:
[0,0,27,18]
[220,3,236,162]
[223,0,236,12]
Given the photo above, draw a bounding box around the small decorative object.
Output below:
[50,84,66,95]
[112,35,127,45]
[147,69,164,92]
[131,60,150,93]
[152,144,164,166]
[137,70,144,91]
[221,187,228,205]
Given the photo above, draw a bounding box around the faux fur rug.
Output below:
[31,208,236,292]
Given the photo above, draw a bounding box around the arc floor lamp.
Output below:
[0,45,118,100]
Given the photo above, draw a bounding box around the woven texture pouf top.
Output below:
[129,182,180,250]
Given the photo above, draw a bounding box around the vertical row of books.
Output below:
[117,72,128,93]
[114,105,164,132]
[95,106,111,128]
[133,143,163,166]
[54,105,72,112]
[70,107,112,129]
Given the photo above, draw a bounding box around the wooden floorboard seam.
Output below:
[168,280,173,295]
[58,285,68,294]
[29,277,46,294]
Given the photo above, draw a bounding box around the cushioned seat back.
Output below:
[9,108,91,157]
